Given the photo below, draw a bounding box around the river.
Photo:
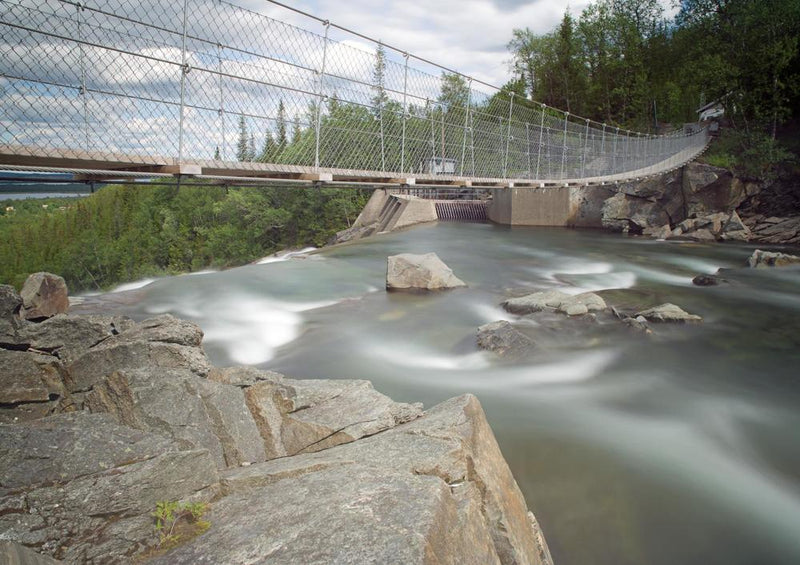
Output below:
[74,222,800,565]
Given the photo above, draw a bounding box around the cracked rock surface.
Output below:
[0,294,552,564]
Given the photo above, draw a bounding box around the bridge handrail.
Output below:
[0,0,709,184]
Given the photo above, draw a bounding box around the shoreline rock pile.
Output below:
[0,278,552,565]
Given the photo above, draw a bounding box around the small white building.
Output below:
[697,100,725,121]
[423,157,457,175]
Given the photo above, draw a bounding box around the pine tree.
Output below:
[276,100,288,152]
[236,115,249,162]
[260,131,277,162]
[292,115,301,145]
[371,44,388,117]
[248,134,256,162]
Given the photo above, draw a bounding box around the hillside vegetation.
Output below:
[0,183,369,291]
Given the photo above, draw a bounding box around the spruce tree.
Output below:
[236,115,249,162]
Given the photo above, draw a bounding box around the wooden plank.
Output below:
[298,172,333,182]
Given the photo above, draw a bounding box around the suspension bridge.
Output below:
[0,0,708,191]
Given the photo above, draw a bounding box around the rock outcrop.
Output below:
[591,162,768,241]
[747,249,800,268]
[19,273,69,321]
[151,395,553,565]
[0,284,23,319]
[1,303,549,564]
[502,290,606,317]
[386,252,467,291]
[667,210,751,242]
[742,215,800,245]
[0,412,220,563]
[477,320,535,359]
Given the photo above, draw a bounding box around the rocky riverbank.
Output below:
[0,276,553,564]
[588,162,800,246]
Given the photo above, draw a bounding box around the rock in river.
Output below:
[477,320,535,358]
[386,252,467,291]
[636,303,702,323]
[502,289,606,316]
[747,249,800,268]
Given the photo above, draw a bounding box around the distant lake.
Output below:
[0,192,89,201]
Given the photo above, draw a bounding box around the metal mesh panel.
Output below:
[0,0,709,182]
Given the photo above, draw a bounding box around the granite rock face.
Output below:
[65,314,211,392]
[85,368,266,469]
[152,395,554,565]
[244,376,424,459]
[0,284,23,319]
[743,215,800,245]
[1,309,551,565]
[667,210,751,242]
[0,541,61,564]
[19,273,69,321]
[386,252,467,291]
[0,412,219,564]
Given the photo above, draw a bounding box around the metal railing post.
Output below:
[601,123,606,175]
[560,111,569,180]
[503,91,513,178]
[469,108,476,177]
[217,42,225,160]
[613,127,619,174]
[314,21,330,170]
[581,118,590,178]
[535,104,545,179]
[460,78,471,177]
[526,122,531,179]
[177,0,189,163]
[76,2,89,151]
[400,52,408,174]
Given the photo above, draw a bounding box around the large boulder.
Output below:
[636,303,702,323]
[152,395,553,565]
[19,273,69,321]
[476,320,535,359]
[601,170,684,233]
[0,284,22,319]
[682,162,754,217]
[747,249,800,268]
[0,412,219,563]
[386,252,467,291]
[502,290,606,316]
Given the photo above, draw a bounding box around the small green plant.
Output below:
[153,500,210,549]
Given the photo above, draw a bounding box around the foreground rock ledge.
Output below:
[0,308,552,565]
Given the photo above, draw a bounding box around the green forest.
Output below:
[506,0,800,174]
[0,184,369,292]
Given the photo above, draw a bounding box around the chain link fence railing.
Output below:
[0,0,709,183]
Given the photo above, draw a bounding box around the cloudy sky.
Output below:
[263,0,679,86]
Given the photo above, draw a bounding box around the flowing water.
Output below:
[75,222,800,565]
